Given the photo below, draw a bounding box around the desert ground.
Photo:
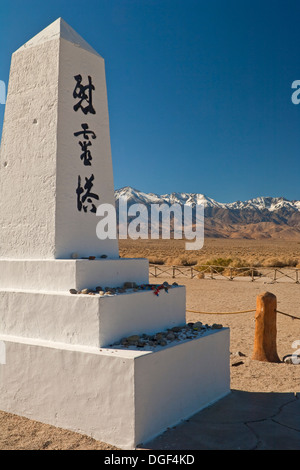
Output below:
[119,237,300,268]
[0,238,299,450]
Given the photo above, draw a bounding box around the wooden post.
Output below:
[252,292,281,363]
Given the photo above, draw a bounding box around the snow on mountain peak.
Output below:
[115,187,300,212]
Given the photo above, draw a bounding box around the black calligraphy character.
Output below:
[76,174,99,213]
[74,123,96,140]
[74,124,96,166]
[79,140,92,166]
[73,75,96,115]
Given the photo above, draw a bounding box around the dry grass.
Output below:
[119,238,300,268]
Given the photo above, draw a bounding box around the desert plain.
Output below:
[0,238,299,450]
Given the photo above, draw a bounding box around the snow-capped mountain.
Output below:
[115,186,228,208]
[115,186,300,212]
[115,187,300,239]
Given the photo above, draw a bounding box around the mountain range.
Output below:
[115,187,300,239]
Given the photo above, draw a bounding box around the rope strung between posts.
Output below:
[276,310,300,320]
[186,308,300,319]
[150,283,300,319]
[186,308,256,315]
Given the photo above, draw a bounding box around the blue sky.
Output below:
[0,0,300,203]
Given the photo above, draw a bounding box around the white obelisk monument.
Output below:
[0,19,230,449]
[0,18,118,259]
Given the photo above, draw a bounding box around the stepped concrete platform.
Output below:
[0,258,149,292]
[0,285,186,348]
[0,328,230,450]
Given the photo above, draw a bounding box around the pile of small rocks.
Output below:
[111,322,223,350]
[68,277,224,350]
[69,281,178,297]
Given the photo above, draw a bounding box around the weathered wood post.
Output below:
[252,292,281,362]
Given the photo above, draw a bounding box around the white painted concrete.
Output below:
[0,37,59,259]
[0,329,230,449]
[55,35,118,258]
[0,286,186,348]
[0,258,149,292]
[98,286,186,347]
[134,328,230,446]
[0,335,136,449]
[0,18,119,259]
[16,17,101,57]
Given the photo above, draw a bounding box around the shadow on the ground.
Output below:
[140,389,300,450]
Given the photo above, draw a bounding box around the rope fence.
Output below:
[186,308,256,315]
[186,307,300,320]
[276,310,300,320]
[149,264,300,284]
[186,291,300,363]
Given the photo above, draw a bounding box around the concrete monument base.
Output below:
[0,258,149,292]
[0,285,186,348]
[0,329,230,450]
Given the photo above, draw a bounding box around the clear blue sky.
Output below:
[0,0,300,203]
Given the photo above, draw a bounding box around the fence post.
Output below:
[172,266,176,279]
[252,292,281,363]
[210,266,214,279]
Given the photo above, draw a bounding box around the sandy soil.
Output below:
[0,275,299,450]
[182,276,300,394]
